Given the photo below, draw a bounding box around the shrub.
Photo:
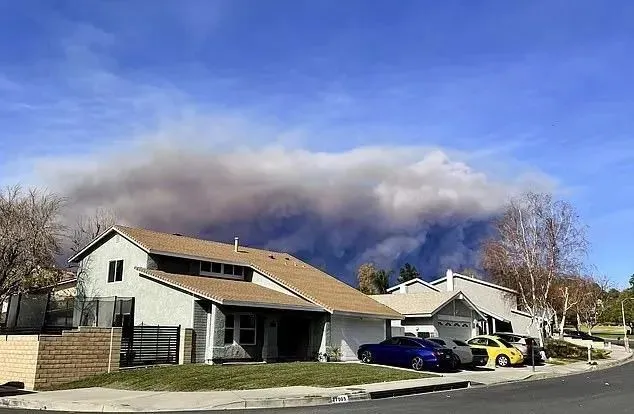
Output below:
[544,339,610,360]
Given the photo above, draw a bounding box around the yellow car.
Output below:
[467,335,524,367]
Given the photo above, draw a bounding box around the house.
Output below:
[67,225,402,363]
[430,269,536,336]
[371,290,486,340]
[1,271,77,332]
[381,269,537,337]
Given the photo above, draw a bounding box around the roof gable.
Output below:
[386,278,440,293]
[371,291,484,318]
[430,272,518,295]
[69,225,402,319]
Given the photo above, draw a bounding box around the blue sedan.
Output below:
[357,336,457,371]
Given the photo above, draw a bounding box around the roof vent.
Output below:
[172,233,183,237]
[234,236,239,252]
[268,254,275,259]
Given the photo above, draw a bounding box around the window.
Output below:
[400,338,421,348]
[200,261,211,273]
[233,265,244,276]
[429,338,445,346]
[497,338,514,348]
[417,332,431,339]
[239,314,256,345]
[468,338,487,346]
[224,315,235,344]
[487,339,500,347]
[224,314,257,345]
[453,340,469,347]
[211,262,222,273]
[223,264,234,275]
[107,260,123,283]
[380,337,400,345]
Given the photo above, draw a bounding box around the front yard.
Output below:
[50,362,436,392]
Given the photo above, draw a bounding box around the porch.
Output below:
[194,301,328,364]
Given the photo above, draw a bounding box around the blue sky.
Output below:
[1,1,633,286]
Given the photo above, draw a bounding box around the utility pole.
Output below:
[621,298,634,353]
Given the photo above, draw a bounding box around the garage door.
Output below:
[331,315,385,361]
[436,320,471,341]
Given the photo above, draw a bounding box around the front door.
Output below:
[277,316,310,361]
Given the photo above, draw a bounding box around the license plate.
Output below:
[445,354,451,359]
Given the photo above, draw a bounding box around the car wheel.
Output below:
[360,350,373,364]
[411,356,425,371]
[496,354,510,367]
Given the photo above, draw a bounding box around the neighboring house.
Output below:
[371,290,486,340]
[1,271,77,331]
[68,225,402,363]
[380,270,538,338]
[430,270,536,336]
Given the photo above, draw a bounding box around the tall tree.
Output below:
[357,263,379,295]
[482,191,589,345]
[576,274,609,334]
[629,273,634,291]
[374,269,393,294]
[0,185,65,304]
[553,275,586,336]
[357,263,392,295]
[398,263,420,283]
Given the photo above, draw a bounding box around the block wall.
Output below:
[0,335,40,390]
[34,327,122,390]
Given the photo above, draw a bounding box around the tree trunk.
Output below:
[576,312,581,331]
[554,312,560,338]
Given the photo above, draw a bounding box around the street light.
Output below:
[621,298,634,353]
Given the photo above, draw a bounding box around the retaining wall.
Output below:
[0,327,121,390]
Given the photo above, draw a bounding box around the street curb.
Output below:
[368,380,471,399]
[0,390,372,412]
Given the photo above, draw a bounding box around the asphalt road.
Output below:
[1,361,634,414]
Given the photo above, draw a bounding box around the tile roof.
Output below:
[109,225,401,319]
[136,267,323,311]
[370,291,462,315]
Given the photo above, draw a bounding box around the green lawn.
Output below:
[50,363,436,392]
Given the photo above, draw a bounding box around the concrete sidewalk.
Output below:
[1,346,631,412]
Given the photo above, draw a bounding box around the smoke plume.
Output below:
[47,142,542,285]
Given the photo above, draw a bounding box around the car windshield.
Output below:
[497,338,515,348]
[453,339,468,346]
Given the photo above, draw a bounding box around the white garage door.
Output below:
[331,315,386,361]
[436,320,471,341]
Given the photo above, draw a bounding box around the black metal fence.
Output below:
[0,293,134,335]
[120,324,181,367]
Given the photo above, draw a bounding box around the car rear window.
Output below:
[497,338,515,348]
[429,338,446,346]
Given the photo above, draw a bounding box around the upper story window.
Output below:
[200,261,245,278]
[108,260,124,283]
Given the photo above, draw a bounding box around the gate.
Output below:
[120,325,181,367]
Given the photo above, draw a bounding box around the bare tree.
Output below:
[0,185,65,305]
[576,273,610,335]
[553,275,586,337]
[67,208,117,320]
[482,191,589,346]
